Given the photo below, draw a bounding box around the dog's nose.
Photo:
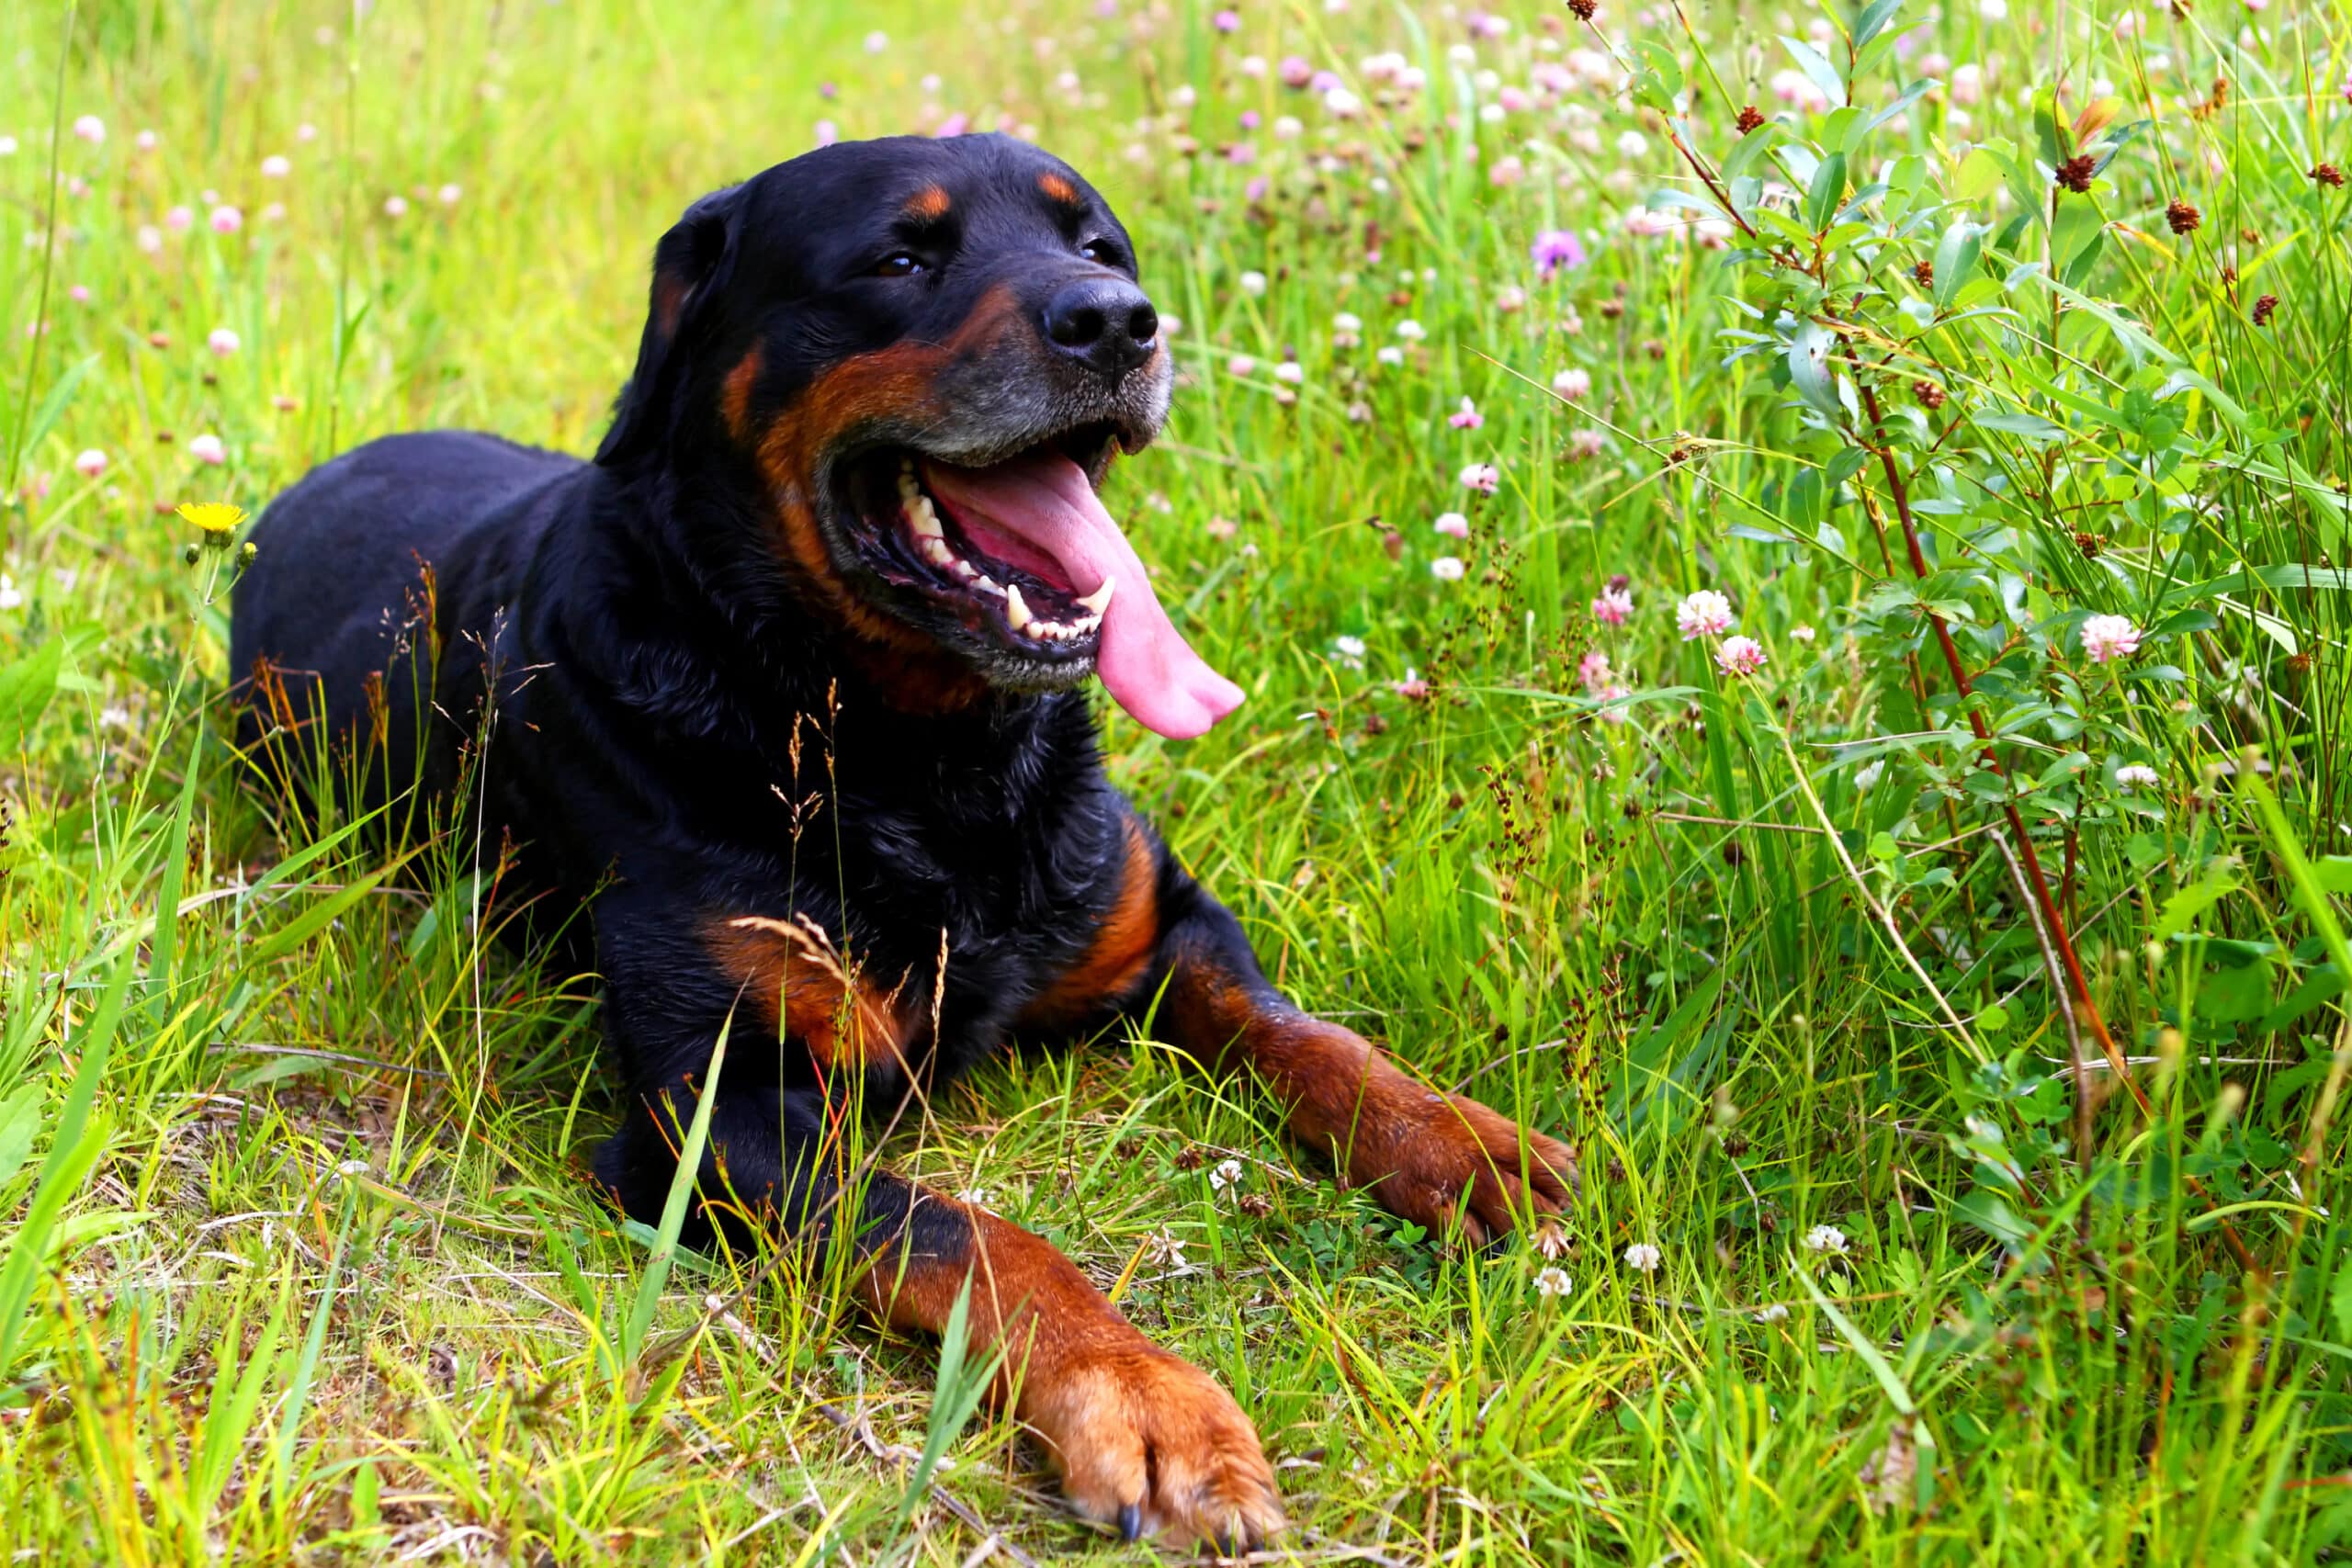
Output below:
[1042,277,1159,384]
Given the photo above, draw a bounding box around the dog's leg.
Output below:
[595,894,1282,1550]
[1054,821,1577,1247]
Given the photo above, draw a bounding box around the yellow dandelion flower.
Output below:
[177,502,246,547]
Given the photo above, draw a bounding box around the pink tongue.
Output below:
[922,452,1244,739]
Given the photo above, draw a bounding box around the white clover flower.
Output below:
[1623,1242,1662,1272]
[1803,1224,1849,1256]
[1534,1267,1573,1298]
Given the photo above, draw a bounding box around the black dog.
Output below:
[232,133,1573,1549]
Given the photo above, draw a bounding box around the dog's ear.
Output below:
[595,183,746,468]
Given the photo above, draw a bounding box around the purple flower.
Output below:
[1532,229,1588,280]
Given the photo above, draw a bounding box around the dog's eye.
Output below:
[875,252,925,277]
[1079,239,1125,268]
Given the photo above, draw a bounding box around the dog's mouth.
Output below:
[826,423,1244,739]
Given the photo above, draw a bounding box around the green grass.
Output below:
[5,0,2352,1560]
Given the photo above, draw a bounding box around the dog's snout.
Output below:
[1043,277,1159,384]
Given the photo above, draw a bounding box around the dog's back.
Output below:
[231,429,580,802]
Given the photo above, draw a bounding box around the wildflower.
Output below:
[1458,462,1498,493]
[1395,319,1427,343]
[1376,345,1405,367]
[438,183,463,205]
[384,195,409,218]
[1332,310,1363,347]
[1551,367,1591,400]
[1791,624,1817,642]
[1566,429,1606,459]
[1434,511,1470,539]
[1431,555,1466,581]
[1238,269,1268,296]
[165,205,194,231]
[1487,155,1524,186]
[136,224,163,254]
[1615,130,1650,158]
[2116,762,2160,789]
[1209,1157,1245,1190]
[2054,153,2095,194]
[1623,1242,1661,1272]
[209,204,243,233]
[187,434,227,466]
[1272,361,1304,385]
[262,153,291,178]
[1577,649,1612,691]
[208,327,241,356]
[2080,613,2142,663]
[1802,1224,1848,1256]
[1213,7,1240,28]
[1331,634,1366,669]
[1227,354,1257,377]
[72,114,105,144]
[1675,589,1735,639]
[864,28,888,51]
[1534,1267,1574,1298]
[1716,636,1767,678]
[1951,62,1984,105]
[0,574,20,610]
[1141,1229,1188,1268]
[1531,229,1587,279]
[1272,114,1303,140]
[74,449,107,478]
[178,502,246,546]
[1756,1302,1791,1323]
[1590,584,1633,625]
[814,119,840,147]
[1394,668,1430,699]
[1494,286,1526,313]
[1206,516,1238,540]
[1449,398,1483,430]
[0,136,15,156]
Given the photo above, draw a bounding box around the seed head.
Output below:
[2253,293,2278,326]
[1566,0,1597,19]
[2314,164,2346,189]
[1914,379,1947,411]
[1912,259,1933,288]
[1736,105,1765,134]
[2165,197,2200,234]
[2054,153,2096,194]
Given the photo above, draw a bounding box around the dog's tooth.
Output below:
[906,495,944,538]
[1073,613,1102,635]
[1075,576,1117,615]
[949,557,978,581]
[1004,582,1034,632]
[972,575,1006,597]
[922,536,956,567]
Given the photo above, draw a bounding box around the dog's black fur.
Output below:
[235,135,1174,1233]
[232,133,1572,1548]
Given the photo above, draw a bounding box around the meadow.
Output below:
[3,0,2351,1560]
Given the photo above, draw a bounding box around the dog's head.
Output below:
[597,133,1242,740]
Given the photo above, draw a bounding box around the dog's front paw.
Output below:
[1346,1065,1577,1247]
[1023,1336,1283,1551]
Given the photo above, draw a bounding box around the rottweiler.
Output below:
[231,133,1575,1550]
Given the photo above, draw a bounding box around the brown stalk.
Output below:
[1855,375,2258,1274]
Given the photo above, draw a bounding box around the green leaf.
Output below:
[1853,0,1904,49]
[1804,152,1849,231]
[1932,220,1983,310]
[622,1012,732,1367]
[1789,321,1842,420]
[1780,37,1849,111]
